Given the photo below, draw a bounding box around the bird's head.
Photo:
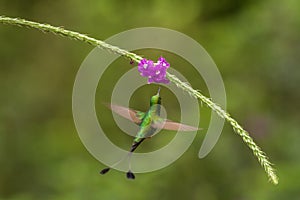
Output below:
[150,87,161,106]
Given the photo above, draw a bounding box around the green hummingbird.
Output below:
[100,87,200,179]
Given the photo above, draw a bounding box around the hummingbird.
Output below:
[100,87,200,179]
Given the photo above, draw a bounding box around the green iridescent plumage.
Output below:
[100,88,199,179]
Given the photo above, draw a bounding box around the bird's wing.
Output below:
[105,103,200,131]
[152,117,200,131]
[105,103,145,125]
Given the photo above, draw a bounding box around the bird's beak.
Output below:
[157,87,161,95]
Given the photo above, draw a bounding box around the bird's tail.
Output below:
[130,138,145,152]
[100,138,146,179]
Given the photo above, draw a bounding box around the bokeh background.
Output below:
[1,0,300,199]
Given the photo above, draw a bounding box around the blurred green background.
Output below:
[1,0,300,199]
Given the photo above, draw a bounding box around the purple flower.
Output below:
[138,58,154,77]
[138,57,170,84]
[157,56,170,68]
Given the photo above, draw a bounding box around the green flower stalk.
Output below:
[0,15,278,185]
